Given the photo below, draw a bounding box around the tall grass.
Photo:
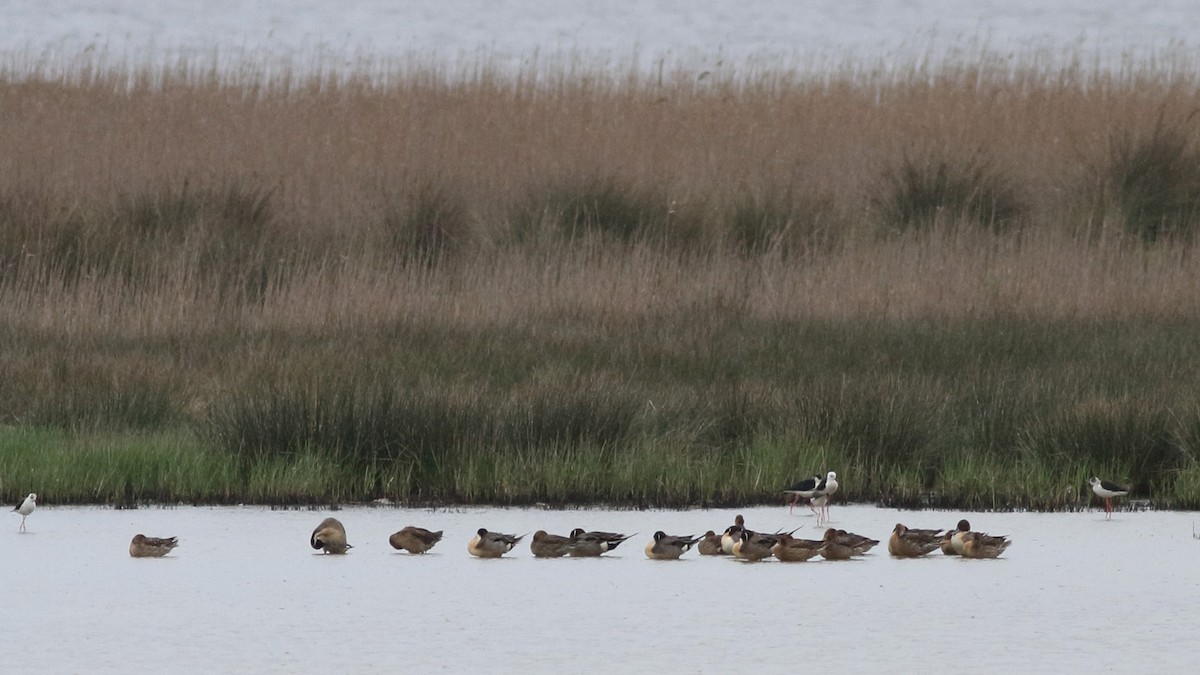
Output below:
[1105,111,1200,242]
[2,51,1200,507]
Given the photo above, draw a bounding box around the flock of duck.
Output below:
[303,513,1013,561]
[8,473,1131,560]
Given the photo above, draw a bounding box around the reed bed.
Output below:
[2,50,1200,507]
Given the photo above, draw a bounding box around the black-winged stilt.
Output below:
[1089,477,1129,520]
[810,472,839,526]
[12,493,36,532]
[782,474,822,515]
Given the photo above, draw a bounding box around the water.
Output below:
[6,504,1196,672]
[2,0,1198,72]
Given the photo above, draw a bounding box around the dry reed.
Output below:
[2,50,1200,506]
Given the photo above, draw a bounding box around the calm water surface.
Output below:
[6,504,1197,673]
[4,0,1199,71]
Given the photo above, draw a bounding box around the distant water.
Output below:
[7,504,1199,673]
[2,0,1198,73]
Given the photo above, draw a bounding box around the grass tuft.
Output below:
[875,151,1024,234]
[1106,112,1200,242]
[530,176,681,244]
[383,177,472,262]
[726,185,838,256]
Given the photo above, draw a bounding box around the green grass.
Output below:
[4,313,1200,509]
[0,427,237,504]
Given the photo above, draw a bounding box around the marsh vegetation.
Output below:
[3,51,1200,508]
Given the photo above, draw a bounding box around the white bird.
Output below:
[810,472,839,526]
[12,493,36,532]
[1089,477,1129,520]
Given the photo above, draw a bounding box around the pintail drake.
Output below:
[468,528,524,558]
[569,528,634,557]
[720,515,746,555]
[644,531,702,560]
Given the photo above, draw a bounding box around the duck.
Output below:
[720,515,746,555]
[389,526,443,554]
[819,527,858,561]
[828,529,879,554]
[811,472,839,526]
[771,532,825,562]
[948,519,973,554]
[887,523,943,558]
[732,529,780,562]
[960,531,1012,559]
[307,514,350,552]
[782,474,823,515]
[468,528,523,558]
[530,530,576,558]
[949,520,1010,557]
[310,517,351,554]
[644,531,701,560]
[568,528,634,557]
[697,530,727,556]
[941,520,969,555]
[12,493,36,532]
[129,534,180,558]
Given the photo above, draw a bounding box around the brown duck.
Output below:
[530,530,576,558]
[887,523,943,558]
[697,530,727,556]
[771,532,825,562]
[960,530,1012,559]
[311,517,351,554]
[389,526,443,554]
[129,534,179,558]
